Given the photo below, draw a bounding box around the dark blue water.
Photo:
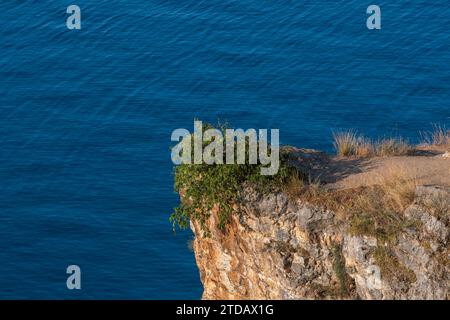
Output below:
[0,1,449,299]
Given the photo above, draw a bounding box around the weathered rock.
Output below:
[190,186,449,300]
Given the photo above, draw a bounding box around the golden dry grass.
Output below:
[375,163,418,211]
[333,131,358,157]
[375,138,412,157]
[287,163,419,241]
[333,131,413,158]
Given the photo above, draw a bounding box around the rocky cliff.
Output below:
[190,185,449,300]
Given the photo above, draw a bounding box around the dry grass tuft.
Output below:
[355,139,375,158]
[333,131,358,157]
[375,138,413,157]
[376,164,418,211]
[333,131,413,158]
[421,124,450,148]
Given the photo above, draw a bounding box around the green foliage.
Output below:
[374,246,417,284]
[170,122,301,235]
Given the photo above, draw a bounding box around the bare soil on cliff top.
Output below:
[295,146,450,190]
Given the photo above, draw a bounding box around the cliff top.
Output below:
[289,146,450,191]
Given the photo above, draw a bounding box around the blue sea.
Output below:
[0,1,449,299]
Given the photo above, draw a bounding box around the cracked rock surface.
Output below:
[190,186,449,300]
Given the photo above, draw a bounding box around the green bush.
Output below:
[170,123,302,235]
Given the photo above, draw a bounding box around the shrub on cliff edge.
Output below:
[170,123,302,235]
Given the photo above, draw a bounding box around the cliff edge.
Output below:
[187,149,449,300]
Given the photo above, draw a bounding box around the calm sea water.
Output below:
[0,1,449,299]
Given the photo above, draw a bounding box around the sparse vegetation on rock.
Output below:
[174,123,449,300]
[171,123,302,234]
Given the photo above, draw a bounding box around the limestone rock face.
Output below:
[190,186,449,300]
